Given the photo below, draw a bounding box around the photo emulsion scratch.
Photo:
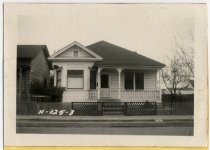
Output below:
[4,3,208,147]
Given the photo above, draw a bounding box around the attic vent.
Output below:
[73,50,79,57]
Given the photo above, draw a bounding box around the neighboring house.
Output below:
[48,41,165,103]
[162,79,194,95]
[17,45,51,102]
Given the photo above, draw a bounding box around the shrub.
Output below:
[45,87,65,102]
[30,79,65,102]
[30,80,46,95]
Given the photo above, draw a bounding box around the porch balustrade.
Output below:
[121,89,160,101]
[88,89,161,101]
[88,89,98,100]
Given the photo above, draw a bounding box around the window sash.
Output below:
[124,72,144,90]
[124,72,134,89]
[135,72,144,89]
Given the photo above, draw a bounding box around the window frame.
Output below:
[72,50,79,58]
[67,70,84,89]
[124,71,144,90]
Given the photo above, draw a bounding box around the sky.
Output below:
[17,4,195,64]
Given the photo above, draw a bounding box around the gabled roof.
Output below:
[87,41,165,68]
[17,45,51,68]
[48,41,103,61]
[17,45,50,59]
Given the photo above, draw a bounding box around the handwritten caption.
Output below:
[38,109,75,116]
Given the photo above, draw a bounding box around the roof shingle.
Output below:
[17,45,49,59]
[87,41,165,68]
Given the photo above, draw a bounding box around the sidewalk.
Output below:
[17,115,194,121]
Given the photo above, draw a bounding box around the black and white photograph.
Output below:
[4,3,208,147]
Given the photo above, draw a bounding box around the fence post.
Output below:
[124,102,128,115]
[101,102,104,115]
[71,102,74,111]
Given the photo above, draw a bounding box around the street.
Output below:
[17,126,193,135]
[16,118,193,135]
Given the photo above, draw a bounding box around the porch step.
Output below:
[102,102,125,115]
[103,111,124,115]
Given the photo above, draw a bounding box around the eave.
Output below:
[48,57,103,62]
[94,64,165,69]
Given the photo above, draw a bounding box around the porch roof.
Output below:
[87,41,165,68]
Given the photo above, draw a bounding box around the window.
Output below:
[101,74,109,88]
[57,70,61,87]
[67,70,84,89]
[90,70,97,89]
[124,72,134,89]
[135,72,144,89]
[124,72,144,90]
[73,50,79,57]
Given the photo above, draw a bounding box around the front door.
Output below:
[100,74,110,98]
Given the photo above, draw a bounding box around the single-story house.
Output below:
[48,41,165,103]
[17,45,51,102]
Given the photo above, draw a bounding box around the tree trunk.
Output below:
[171,94,176,115]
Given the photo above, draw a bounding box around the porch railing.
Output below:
[88,89,98,100]
[88,89,160,101]
[121,90,160,101]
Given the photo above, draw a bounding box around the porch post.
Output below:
[97,67,102,99]
[54,69,57,87]
[156,69,160,89]
[156,69,162,102]
[117,68,123,100]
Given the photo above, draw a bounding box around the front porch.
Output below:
[88,66,162,102]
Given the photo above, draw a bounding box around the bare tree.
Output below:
[162,55,191,114]
[177,46,194,78]
[174,34,194,78]
[162,55,190,96]
[162,32,194,114]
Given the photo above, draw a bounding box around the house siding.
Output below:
[53,61,94,102]
[30,50,50,82]
[144,70,157,89]
[16,68,31,102]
